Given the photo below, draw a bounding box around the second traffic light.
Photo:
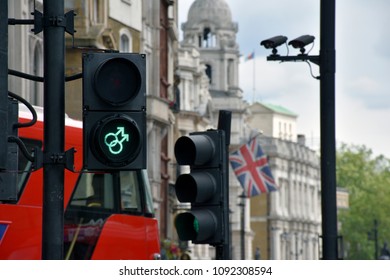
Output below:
[0,98,18,201]
[82,52,146,171]
[174,130,227,246]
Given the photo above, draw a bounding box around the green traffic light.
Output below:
[104,126,130,155]
[175,209,219,244]
[89,114,143,168]
[193,217,199,233]
[174,212,198,241]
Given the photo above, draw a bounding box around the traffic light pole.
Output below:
[0,0,8,169]
[216,110,232,260]
[42,0,66,259]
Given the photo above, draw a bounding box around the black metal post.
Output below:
[0,0,8,169]
[263,0,338,260]
[239,193,246,259]
[42,0,66,259]
[368,219,379,259]
[216,110,232,260]
[374,220,379,260]
[320,0,338,260]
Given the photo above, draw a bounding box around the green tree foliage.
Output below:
[337,144,390,259]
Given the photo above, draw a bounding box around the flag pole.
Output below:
[252,50,256,103]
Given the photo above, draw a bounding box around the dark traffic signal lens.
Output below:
[94,57,142,106]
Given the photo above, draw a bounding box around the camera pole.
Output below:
[262,0,338,259]
[319,0,338,260]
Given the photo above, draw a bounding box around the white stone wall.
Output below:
[109,0,142,31]
[259,137,321,260]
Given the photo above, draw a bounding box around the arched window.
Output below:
[31,42,43,106]
[92,0,105,24]
[205,64,212,84]
[119,29,132,52]
[202,28,216,48]
[228,59,234,86]
[120,35,129,52]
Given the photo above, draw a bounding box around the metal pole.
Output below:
[374,219,379,259]
[216,110,232,260]
[0,0,8,169]
[42,0,66,259]
[320,0,338,260]
[239,193,246,259]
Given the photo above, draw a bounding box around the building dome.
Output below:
[186,0,233,29]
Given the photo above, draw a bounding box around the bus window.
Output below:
[140,169,155,217]
[69,173,114,210]
[64,170,154,259]
[118,170,155,217]
[119,171,141,214]
[17,138,42,199]
[65,173,114,260]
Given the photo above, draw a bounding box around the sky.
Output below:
[178,0,390,158]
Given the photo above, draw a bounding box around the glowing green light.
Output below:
[193,218,199,234]
[104,126,130,155]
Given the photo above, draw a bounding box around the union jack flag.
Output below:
[229,137,277,197]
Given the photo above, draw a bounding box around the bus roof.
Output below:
[19,103,83,129]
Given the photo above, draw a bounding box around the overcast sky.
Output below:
[178,0,390,158]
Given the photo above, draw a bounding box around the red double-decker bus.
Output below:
[0,105,160,260]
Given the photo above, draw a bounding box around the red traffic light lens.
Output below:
[94,57,142,106]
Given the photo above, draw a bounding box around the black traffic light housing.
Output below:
[82,52,146,171]
[174,130,227,245]
[0,98,18,201]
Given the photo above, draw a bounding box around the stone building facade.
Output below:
[248,103,321,260]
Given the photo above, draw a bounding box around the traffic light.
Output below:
[174,130,227,245]
[0,98,18,201]
[82,52,146,171]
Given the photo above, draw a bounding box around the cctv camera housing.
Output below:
[260,36,288,49]
[288,35,315,49]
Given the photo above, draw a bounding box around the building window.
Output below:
[279,122,282,139]
[119,29,132,52]
[228,59,234,86]
[202,28,216,48]
[92,0,104,24]
[205,64,212,84]
[120,35,129,52]
[32,42,43,106]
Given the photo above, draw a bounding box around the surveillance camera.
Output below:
[260,36,288,49]
[288,35,315,49]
